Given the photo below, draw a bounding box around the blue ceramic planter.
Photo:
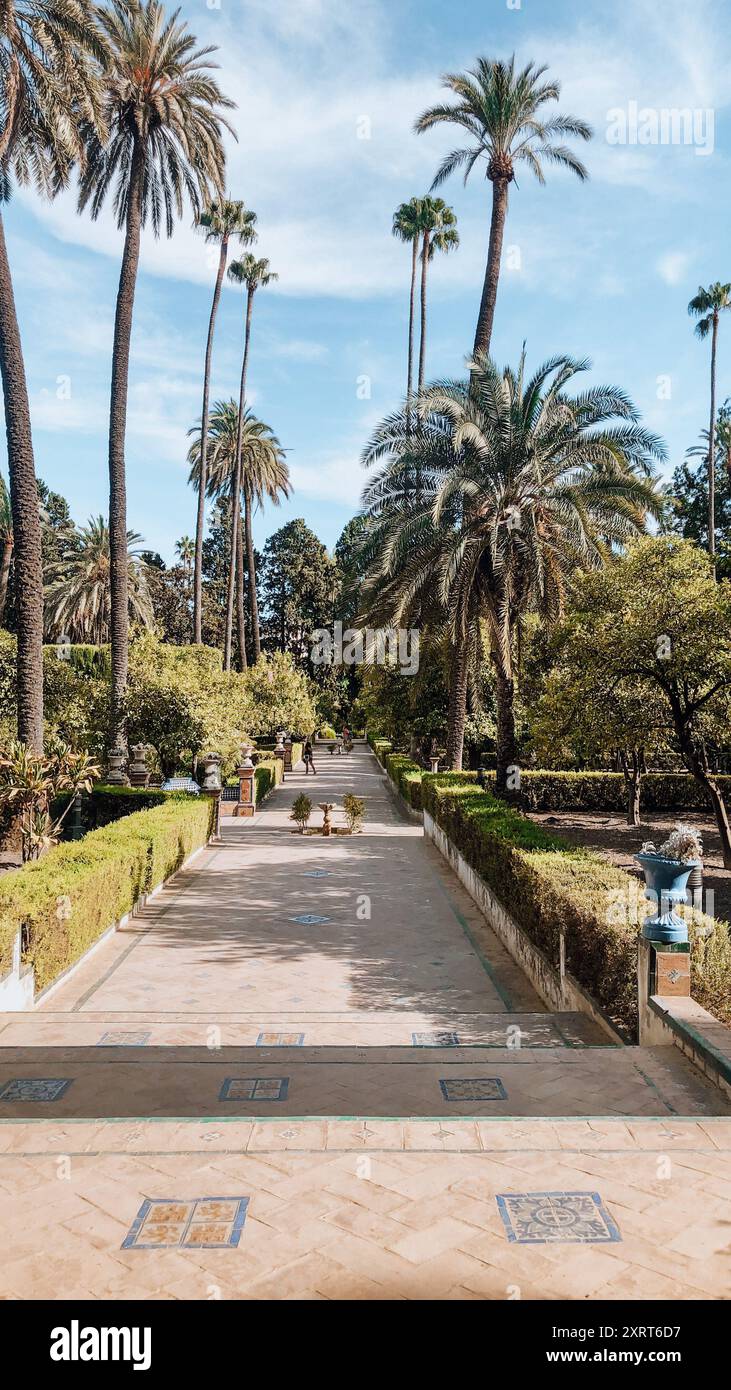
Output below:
[635,853,697,944]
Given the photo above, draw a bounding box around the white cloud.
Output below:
[657,251,693,287]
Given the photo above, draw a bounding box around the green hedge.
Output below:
[380,751,478,812]
[510,770,731,814]
[368,734,393,763]
[0,797,215,994]
[422,779,731,1035]
[254,757,283,803]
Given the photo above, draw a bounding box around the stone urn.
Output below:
[105,740,129,787]
[319,803,334,837]
[199,752,222,792]
[635,853,698,944]
[128,744,149,788]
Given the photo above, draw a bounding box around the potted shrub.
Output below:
[290,793,313,834]
[343,792,365,834]
[635,823,702,943]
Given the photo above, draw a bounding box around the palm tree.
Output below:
[176,535,194,573]
[688,282,731,571]
[77,0,234,772]
[192,197,258,643]
[417,197,459,392]
[0,473,12,624]
[415,56,592,359]
[392,198,424,418]
[188,400,290,671]
[45,516,153,644]
[361,353,665,778]
[0,1,106,751]
[225,254,278,666]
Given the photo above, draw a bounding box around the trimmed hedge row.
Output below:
[254,757,283,803]
[0,796,215,993]
[421,779,730,1036]
[506,770,731,815]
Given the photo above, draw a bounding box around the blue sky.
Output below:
[3,0,731,562]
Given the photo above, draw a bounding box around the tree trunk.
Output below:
[235,511,248,671]
[620,749,642,826]
[446,638,469,771]
[406,236,418,426]
[417,230,429,391]
[244,479,260,661]
[674,711,731,868]
[708,312,718,573]
[224,287,254,671]
[194,232,229,643]
[473,179,509,361]
[0,210,44,751]
[494,666,518,795]
[0,532,13,625]
[107,138,145,764]
[703,774,731,869]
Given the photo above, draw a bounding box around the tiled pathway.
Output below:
[0,744,729,1299]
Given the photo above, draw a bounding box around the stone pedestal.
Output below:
[105,741,129,787]
[638,937,691,1044]
[199,753,222,840]
[128,744,149,789]
[430,757,440,774]
[234,749,256,818]
[284,737,293,772]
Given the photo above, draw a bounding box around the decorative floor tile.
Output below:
[122,1197,249,1250]
[412,1031,460,1047]
[256,1032,304,1047]
[97,1030,151,1047]
[303,870,330,878]
[0,1078,73,1103]
[439,1077,507,1102]
[288,913,331,925]
[219,1077,289,1102]
[496,1191,622,1245]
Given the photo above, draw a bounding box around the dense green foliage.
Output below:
[0,796,215,993]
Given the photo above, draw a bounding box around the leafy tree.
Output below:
[261,519,339,670]
[543,537,731,861]
[361,352,664,779]
[416,55,591,358]
[242,649,317,738]
[193,198,258,643]
[688,283,731,568]
[0,0,106,751]
[670,405,731,577]
[78,0,234,762]
[290,792,312,834]
[143,561,193,645]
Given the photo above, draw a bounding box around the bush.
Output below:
[368,734,393,764]
[0,796,215,993]
[254,758,283,804]
[290,793,313,833]
[343,792,365,833]
[512,770,731,815]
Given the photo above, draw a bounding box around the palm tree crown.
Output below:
[361,352,665,773]
[45,516,153,644]
[228,253,278,294]
[188,401,290,507]
[198,197,257,246]
[78,0,235,234]
[688,282,731,338]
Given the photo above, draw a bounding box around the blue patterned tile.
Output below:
[122,1197,249,1250]
[303,870,330,878]
[439,1077,507,1102]
[0,1078,73,1102]
[496,1191,622,1244]
[219,1077,289,1102]
[289,913,331,925]
[97,1030,151,1046]
[256,1032,304,1047]
[412,1031,460,1047]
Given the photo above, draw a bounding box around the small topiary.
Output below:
[343,792,365,833]
[290,793,313,834]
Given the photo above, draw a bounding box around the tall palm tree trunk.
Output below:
[224,288,253,670]
[417,230,430,391]
[708,312,718,572]
[446,638,469,770]
[235,512,248,671]
[107,140,145,768]
[494,664,518,796]
[0,211,44,751]
[406,237,418,416]
[194,232,229,642]
[473,178,509,360]
[0,532,12,624]
[243,479,260,662]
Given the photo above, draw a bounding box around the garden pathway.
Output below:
[0,744,729,1300]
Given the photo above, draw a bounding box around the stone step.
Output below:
[0,1043,726,1120]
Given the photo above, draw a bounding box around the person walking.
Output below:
[303,737,317,774]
